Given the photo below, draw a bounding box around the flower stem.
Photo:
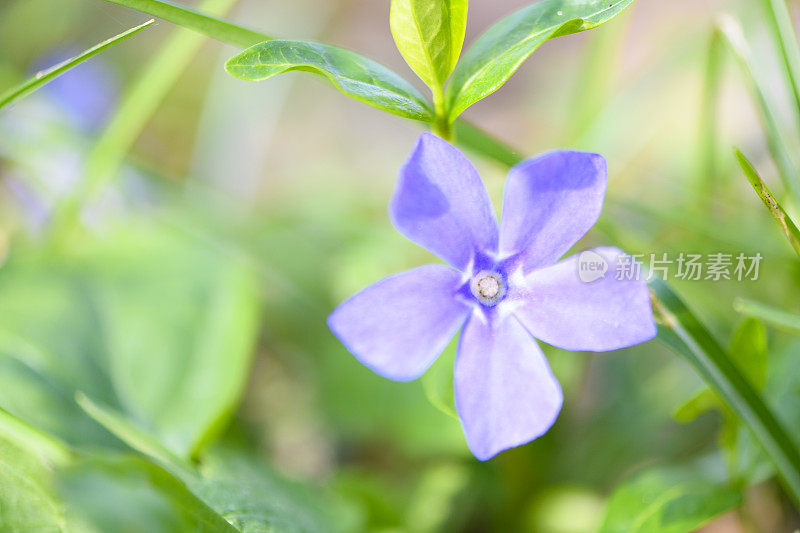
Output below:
[432,86,453,142]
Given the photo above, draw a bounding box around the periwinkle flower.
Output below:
[328,133,656,460]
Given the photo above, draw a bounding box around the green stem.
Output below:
[432,86,453,141]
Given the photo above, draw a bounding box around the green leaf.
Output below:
[0,19,154,112]
[85,224,263,458]
[100,0,269,48]
[390,0,468,89]
[58,456,237,533]
[445,0,636,120]
[673,317,767,452]
[650,278,800,509]
[0,223,262,459]
[226,40,433,122]
[734,298,800,335]
[0,435,68,532]
[729,317,768,391]
[673,389,718,424]
[78,395,342,533]
[735,148,800,259]
[193,450,342,533]
[421,339,458,419]
[599,466,741,533]
[98,0,532,169]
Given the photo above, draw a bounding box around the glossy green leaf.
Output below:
[226,40,433,122]
[101,0,269,48]
[99,0,527,167]
[390,0,468,89]
[599,466,741,533]
[735,148,800,259]
[446,0,636,120]
[650,278,800,508]
[0,19,153,111]
[734,298,800,335]
[0,435,68,532]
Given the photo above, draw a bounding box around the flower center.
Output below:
[470,270,507,307]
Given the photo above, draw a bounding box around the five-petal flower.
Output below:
[328,133,656,460]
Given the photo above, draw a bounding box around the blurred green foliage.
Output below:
[1,0,800,531]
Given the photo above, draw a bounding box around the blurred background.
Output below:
[1,0,800,531]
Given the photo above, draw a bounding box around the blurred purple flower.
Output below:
[328,133,656,460]
[35,49,117,130]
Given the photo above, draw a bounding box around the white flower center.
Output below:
[477,276,500,298]
[470,270,507,307]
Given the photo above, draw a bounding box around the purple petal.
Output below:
[328,265,470,381]
[455,313,563,460]
[499,151,607,271]
[390,133,498,271]
[513,247,656,352]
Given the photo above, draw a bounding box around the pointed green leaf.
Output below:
[0,19,154,112]
[735,148,800,259]
[673,389,718,424]
[390,0,468,89]
[446,0,636,120]
[226,40,433,122]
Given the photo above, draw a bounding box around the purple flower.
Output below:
[328,133,656,460]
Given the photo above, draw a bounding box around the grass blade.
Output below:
[719,15,800,205]
[760,0,800,132]
[735,148,800,259]
[696,29,725,206]
[101,0,269,48]
[0,19,154,111]
[650,278,800,509]
[54,0,239,232]
[734,298,800,335]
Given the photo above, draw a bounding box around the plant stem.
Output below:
[432,86,453,141]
